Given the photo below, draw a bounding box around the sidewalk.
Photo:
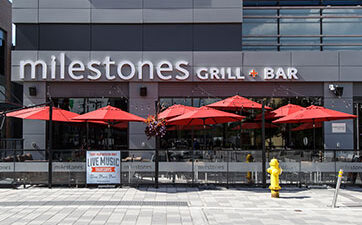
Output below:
[0,186,361,225]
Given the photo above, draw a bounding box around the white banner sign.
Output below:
[86,151,120,184]
[332,123,346,133]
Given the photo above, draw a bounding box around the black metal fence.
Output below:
[0,148,361,187]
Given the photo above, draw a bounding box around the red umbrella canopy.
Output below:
[72,105,145,122]
[158,104,197,120]
[112,122,128,129]
[232,122,278,130]
[167,106,244,126]
[6,106,82,122]
[272,104,305,118]
[273,105,357,124]
[255,111,277,121]
[207,95,272,110]
[292,122,323,131]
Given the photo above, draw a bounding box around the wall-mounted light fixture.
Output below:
[329,84,343,97]
[29,87,37,96]
[140,87,147,97]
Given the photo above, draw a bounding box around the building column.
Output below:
[23,82,47,159]
[128,82,158,157]
[324,83,354,150]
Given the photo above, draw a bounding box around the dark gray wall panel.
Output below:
[143,24,193,51]
[90,0,145,9]
[92,25,143,51]
[16,23,242,51]
[39,24,91,50]
[193,24,242,51]
[15,24,39,50]
[48,82,129,98]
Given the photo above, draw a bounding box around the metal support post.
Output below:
[332,169,343,208]
[154,101,159,189]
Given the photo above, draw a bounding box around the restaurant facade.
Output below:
[10,0,362,158]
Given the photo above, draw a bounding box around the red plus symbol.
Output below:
[249,69,258,78]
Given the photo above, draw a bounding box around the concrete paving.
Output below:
[0,186,361,224]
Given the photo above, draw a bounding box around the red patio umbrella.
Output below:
[167,106,244,126]
[255,104,304,120]
[207,95,272,110]
[273,105,356,124]
[72,105,145,148]
[207,95,271,150]
[273,105,357,150]
[6,106,81,122]
[272,104,305,118]
[255,111,277,121]
[292,122,323,131]
[158,104,197,120]
[168,106,244,150]
[72,105,145,122]
[232,122,278,130]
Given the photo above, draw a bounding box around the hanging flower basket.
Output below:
[144,115,167,139]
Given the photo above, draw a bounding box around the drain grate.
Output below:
[0,200,189,207]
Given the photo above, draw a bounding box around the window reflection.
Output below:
[242,6,362,51]
[0,29,5,76]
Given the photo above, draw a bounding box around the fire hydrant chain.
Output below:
[267,158,282,198]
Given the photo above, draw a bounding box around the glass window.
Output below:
[279,9,321,50]
[243,10,278,51]
[323,8,362,50]
[52,97,128,150]
[0,29,5,76]
[279,0,321,6]
[322,0,362,6]
[244,0,279,6]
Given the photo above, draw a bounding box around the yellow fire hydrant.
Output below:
[267,158,282,198]
[246,153,254,183]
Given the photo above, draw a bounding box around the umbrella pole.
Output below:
[239,108,243,151]
[288,123,292,148]
[192,126,195,185]
[48,101,53,189]
[261,100,266,188]
[240,123,242,151]
[313,120,316,152]
[86,122,89,149]
[107,124,111,149]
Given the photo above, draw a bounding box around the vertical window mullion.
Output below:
[320,8,323,51]
[277,9,280,51]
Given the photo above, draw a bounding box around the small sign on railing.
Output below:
[86,151,120,184]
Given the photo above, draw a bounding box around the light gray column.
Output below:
[23,82,47,159]
[128,82,158,155]
[324,83,354,150]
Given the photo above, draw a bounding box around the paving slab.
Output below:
[0,187,361,224]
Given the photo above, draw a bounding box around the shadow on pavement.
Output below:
[279,196,311,199]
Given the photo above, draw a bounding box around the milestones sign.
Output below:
[86,151,120,184]
[17,52,299,82]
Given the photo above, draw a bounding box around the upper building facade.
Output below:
[10,0,362,154]
[0,0,12,106]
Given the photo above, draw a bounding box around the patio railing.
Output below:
[0,148,361,187]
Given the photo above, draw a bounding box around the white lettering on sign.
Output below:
[18,53,299,81]
[196,67,244,80]
[264,67,298,80]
